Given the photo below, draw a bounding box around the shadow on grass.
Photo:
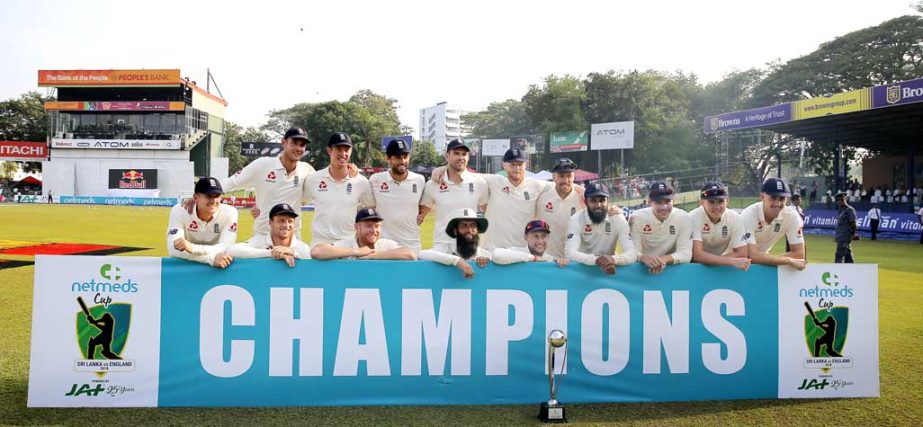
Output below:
[2,376,839,427]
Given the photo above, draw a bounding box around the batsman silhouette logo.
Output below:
[73,264,134,378]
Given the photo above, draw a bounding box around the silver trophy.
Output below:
[539,330,567,423]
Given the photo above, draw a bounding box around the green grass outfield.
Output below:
[1,204,921,426]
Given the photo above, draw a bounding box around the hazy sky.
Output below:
[0,0,915,137]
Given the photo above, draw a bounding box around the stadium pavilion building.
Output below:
[38,69,228,199]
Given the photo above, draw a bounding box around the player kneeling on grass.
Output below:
[628,181,693,275]
[566,183,637,275]
[740,177,806,270]
[493,219,569,267]
[419,209,491,279]
[229,203,311,267]
[689,182,751,271]
[311,208,417,260]
[167,177,237,268]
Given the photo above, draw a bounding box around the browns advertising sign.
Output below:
[108,169,157,190]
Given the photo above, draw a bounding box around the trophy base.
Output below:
[538,401,567,423]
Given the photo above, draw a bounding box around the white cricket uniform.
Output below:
[492,246,555,265]
[739,202,804,253]
[482,175,548,251]
[565,209,637,266]
[304,167,374,245]
[221,156,315,235]
[628,207,693,263]
[368,171,426,253]
[166,203,239,265]
[689,206,747,256]
[228,233,312,259]
[420,171,489,245]
[419,242,491,266]
[328,236,402,259]
[536,186,584,258]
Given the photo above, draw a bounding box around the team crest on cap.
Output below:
[210,178,217,186]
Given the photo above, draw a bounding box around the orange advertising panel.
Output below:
[38,69,181,86]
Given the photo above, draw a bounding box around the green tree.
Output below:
[461,99,532,138]
[223,121,270,175]
[0,91,52,173]
[521,75,589,170]
[410,140,441,168]
[265,91,402,169]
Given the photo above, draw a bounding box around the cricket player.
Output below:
[304,132,374,245]
[311,208,417,260]
[228,203,311,267]
[536,158,585,258]
[628,181,693,274]
[689,182,750,270]
[419,208,491,279]
[220,127,315,235]
[565,183,636,275]
[419,139,489,247]
[492,219,569,267]
[740,177,806,270]
[166,177,237,268]
[368,139,426,252]
[478,147,548,250]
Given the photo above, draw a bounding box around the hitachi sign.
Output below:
[0,143,47,158]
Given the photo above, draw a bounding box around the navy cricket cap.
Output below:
[328,132,353,147]
[355,207,384,222]
[551,158,577,173]
[585,182,610,198]
[761,177,791,197]
[386,139,411,156]
[445,139,470,152]
[700,182,728,200]
[524,219,551,234]
[194,177,223,195]
[649,181,674,201]
[269,203,299,218]
[502,147,527,162]
[284,127,310,142]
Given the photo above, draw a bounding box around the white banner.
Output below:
[590,121,634,150]
[481,139,510,157]
[15,194,47,203]
[777,264,879,398]
[28,256,162,407]
[51,138,180,150]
